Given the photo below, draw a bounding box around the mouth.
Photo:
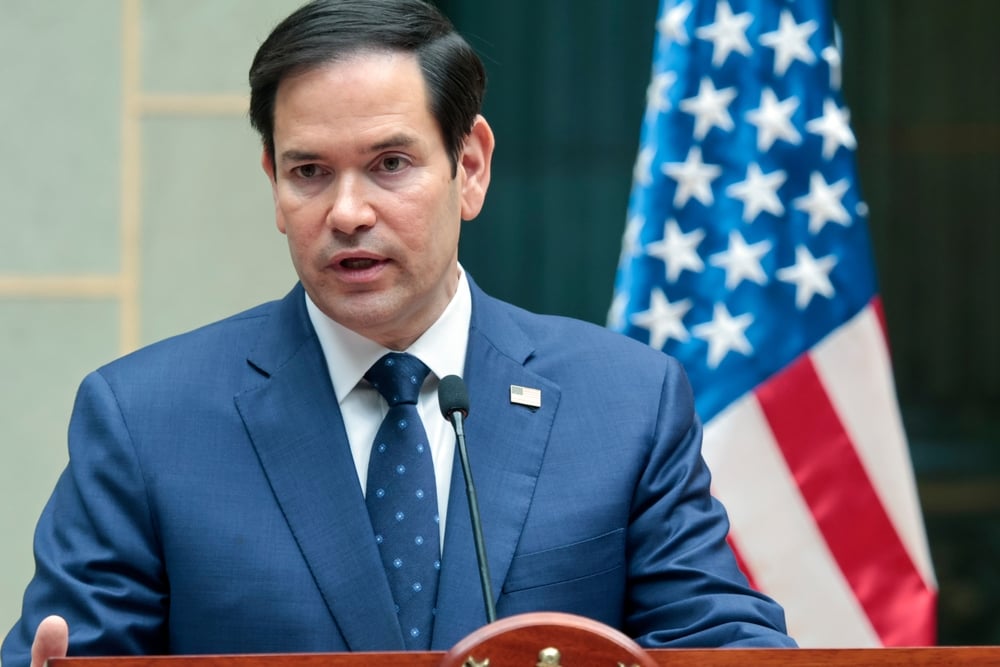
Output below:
[340,257,382,270]
[329,251,390,283]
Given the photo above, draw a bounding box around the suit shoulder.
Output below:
[484,295,684,378]
[474,290,698,440]
[96,297,282,381]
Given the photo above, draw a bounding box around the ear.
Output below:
[458,115,494,221]
[260,148,287,235]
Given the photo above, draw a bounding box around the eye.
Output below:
[379,155,409,173]
[291,164,325,179]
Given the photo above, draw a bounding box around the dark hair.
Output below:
[249,0,486,175]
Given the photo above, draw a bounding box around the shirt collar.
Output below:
[305,265,472,404]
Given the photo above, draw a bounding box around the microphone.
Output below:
[438,375,497,624]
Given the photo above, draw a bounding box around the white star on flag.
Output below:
[646,70,678,116]
[662,146,722,207]
[806,98,857,160]
[633,146,656,187]
[759,8,818,76]
[679,76,739,140]
[618,214,645,264]
[657,0,693,45]
[746,87,802,151]
[794,171,851,234]
[694,0,754,67]
[709,230,773,289]
[725,163,787,222]
[646,219,706,282]
[630,288,693,349]
[776,244,838,309]
[692,302,754,369]
[821,43,843,90]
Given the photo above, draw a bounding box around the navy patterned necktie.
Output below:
[364,352,440,649]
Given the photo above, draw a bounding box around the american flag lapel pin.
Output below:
[509,384,542,408]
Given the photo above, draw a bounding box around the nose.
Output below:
[326,173,376,234]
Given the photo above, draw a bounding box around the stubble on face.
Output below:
[267,52,466,350]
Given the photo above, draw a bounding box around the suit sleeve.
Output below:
[625,358,797,647]
[1,370,169,666]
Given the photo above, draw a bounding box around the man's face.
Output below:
[263,51,492,350]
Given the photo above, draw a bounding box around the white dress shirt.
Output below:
[304,267,471,550]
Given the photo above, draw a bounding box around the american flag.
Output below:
[608,0,937,646]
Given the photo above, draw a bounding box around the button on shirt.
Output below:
[304,268,472,550]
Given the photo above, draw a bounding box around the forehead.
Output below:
[272,51,433,140]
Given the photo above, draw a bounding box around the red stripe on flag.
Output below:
[726,534,760,591]
[871,295,887,338]
[755,353,936,645]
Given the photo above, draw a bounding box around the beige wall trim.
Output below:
[0,275,123,299]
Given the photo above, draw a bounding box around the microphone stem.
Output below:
[451,412,497,624]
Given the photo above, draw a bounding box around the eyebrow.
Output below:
[278,133,418,165]
[279,150,323,164]
[367,133,417,153]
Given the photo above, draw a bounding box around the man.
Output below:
[2,1,795,664]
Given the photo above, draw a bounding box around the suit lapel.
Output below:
[431,283,561,649]
[234,285,405,651]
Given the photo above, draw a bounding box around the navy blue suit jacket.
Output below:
[2,280,793,664]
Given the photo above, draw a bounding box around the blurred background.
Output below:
[0,0,996,645]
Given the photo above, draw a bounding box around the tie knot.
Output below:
[365,353,430,406]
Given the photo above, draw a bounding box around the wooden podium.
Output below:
[49,612,1000,667]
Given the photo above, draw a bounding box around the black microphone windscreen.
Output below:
[438,375,470,418]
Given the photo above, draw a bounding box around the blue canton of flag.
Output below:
[608,0,875,424]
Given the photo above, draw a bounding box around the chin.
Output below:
[325,299,401,334]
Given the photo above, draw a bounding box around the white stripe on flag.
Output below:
[703,395,881,647]
[811,304,936,589]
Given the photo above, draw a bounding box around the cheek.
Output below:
[277,211,318,263]
[390,193,439,246]
[276,196,323,240]
[274,181,321,217]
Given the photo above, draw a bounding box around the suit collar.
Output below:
[236,281,562,650]
[431,279,561,648]
[236,284,406,650]
[242,284,315,378]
